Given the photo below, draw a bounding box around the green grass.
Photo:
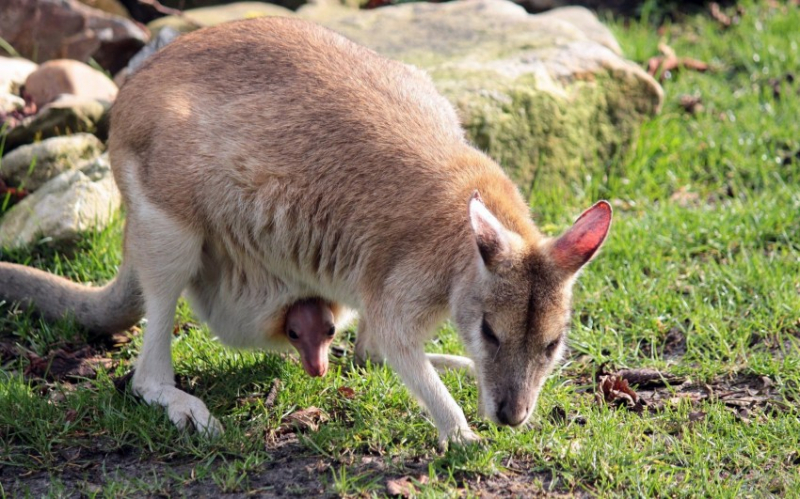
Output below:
[2,1,800,496]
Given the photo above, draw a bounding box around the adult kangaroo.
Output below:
[0,17,611,447]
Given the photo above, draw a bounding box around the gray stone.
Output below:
[1,133,105,192]
[1,95,108,152]
[0,57,38,95]
[147,2,294,36]
[0,153,121,249]
[25,59,118,107]
[126,27,181,75]
[0,93,25,114]
[295,0,663,188]
[0,0,149,74]
[114,27,182,87]
[76,0,131,18]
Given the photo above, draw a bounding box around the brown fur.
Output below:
[1,17,611,446]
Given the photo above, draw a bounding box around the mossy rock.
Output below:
[144,0,661,191]
[147,2,295,36]
[298,0,663,190]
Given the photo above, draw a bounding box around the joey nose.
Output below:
[303,357,328,377]
[497,398,529,426]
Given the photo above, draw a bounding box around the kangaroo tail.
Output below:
[0,261,144,334]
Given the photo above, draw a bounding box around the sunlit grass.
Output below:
[2,1,799,496]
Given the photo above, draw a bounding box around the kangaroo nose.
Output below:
[302,358,328,377]
[497,398,529,426]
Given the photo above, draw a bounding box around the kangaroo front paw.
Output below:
[438,427,481,451]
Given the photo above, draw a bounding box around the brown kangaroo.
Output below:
[0,17,611,447]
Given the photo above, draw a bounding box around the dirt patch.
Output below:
[639,325,687,360]
[749,321,800,359]
[1,436,335,498]
[587,367,794,423]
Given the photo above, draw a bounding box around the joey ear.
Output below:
[550,200,612,274]
[469,191,511,269]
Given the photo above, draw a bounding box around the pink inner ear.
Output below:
[552,201,612,272]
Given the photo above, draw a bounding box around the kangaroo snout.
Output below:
[302,357,328,377]
[496,397,530,427]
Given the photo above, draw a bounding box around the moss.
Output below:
[432,68,660,192]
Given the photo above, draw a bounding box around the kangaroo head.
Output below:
[453,193,612,427]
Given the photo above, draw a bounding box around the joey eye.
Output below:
[481,317,500,347]
[327,326,336,337]
[288,329,299,340]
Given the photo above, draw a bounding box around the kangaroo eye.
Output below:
[481,317,500,346]
[327,327,336,337]
[288,329,299,340]
[545,338,561,356]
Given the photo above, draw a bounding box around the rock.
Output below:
[0,93,25,114]
[0,0,149,75]
[1,134,105,192]
[296,0,663,188]
[25,60,118,108]
[535,6,622,54]
[114,27,181,87]
[0,57,38,95]
[147,2,294,36]
[0,153,121,249]
[157,0,308,12]
[77,0,131,18]
[1,95,108,153]
[513,0,571,13]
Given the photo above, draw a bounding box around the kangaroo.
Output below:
[0,260,348,379]
[283,298,338,377]
[0,17,611,447]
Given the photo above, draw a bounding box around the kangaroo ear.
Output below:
[469,191,511,270]
[551,201,612,274]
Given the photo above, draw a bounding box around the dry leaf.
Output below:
[0,179,29,203]
[281,406,328,433]
[599,365,685,389]
[596,375,645,412]
[709,2,732,27]
[337,386,356,399]
[670,186,701,208]
[647,44,708,81]
[24,346,115,380]
[688,411,706,422]
[679,95,704,114]
[387,476,428,497]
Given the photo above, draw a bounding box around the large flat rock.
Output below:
[148,0,663,190]
[298,0,663,189]
[0,0,148,74]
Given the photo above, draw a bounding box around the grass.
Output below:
[2,1,800,496]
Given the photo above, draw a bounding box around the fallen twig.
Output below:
[264,378,281,409]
